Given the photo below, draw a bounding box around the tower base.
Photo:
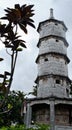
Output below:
[25,96,72,130]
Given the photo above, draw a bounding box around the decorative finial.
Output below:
[50,8,54,19]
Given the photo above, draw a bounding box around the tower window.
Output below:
[55,23,58,26]
[56,79,60,84]
[66,88,69,97]
[56,39,59,42]
[44,58,48,62]
[65,61,67,65]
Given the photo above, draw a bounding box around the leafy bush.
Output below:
[0,124,50,130]
[0,125,25,130]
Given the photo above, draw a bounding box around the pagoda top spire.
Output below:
[49,8,54,19]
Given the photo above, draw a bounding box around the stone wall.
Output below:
[39,38,67,56]
[39,22,66,39]
[37,76,69,98]
[55,110,69,125]
[32,104,72,127]
[32,104,50,124]
[55,105,72,126]
[38,54,68,77]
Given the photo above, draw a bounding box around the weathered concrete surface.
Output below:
[55,125,72,130]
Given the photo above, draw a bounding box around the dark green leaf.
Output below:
[1,17,7,20]
[14,35,21,40]
[0,83,3,87]
[23,18,34,23]
[16,48,23,52]
[5,71,11,76]
[14,39,26,43]
[19,23,27,34]
[15,4,20,9]
[5,45,13,48]
[20,43,27,48]
[27,21,35,28]
[28,18,34,22]
[3,41,9,45]
[21,4,26,9]
[0,58,4,61]
[0,74,4,78]
[12,44,19,50]
[4,9,11,13]
[5,80,10,83]
[25,5,34,11]
[5,24,12,33]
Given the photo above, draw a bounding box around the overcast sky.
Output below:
[0,0,72,94]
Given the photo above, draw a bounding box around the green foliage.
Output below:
[0,125,25,130]
[29,85,37,96]
[0,90,25,127]
[36,124,50,130]
[0,124,50,130]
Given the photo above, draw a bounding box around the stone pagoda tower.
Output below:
[36,8,70,98]
[25,9,72,130]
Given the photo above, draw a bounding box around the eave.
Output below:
[37,18,67,33]
[35,74,71,84]
[35,52,70,64]
[37,35,69,48]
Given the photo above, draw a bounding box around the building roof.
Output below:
[37,9,67,32]
[37,19,67,33]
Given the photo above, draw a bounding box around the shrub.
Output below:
[0,124,50,130]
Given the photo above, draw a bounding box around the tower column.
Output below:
[49,98,55,130]
[26,103,32,128]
